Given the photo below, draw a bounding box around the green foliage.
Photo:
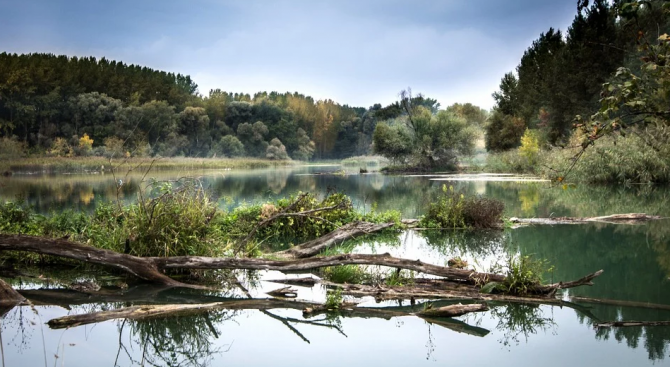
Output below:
[0,137,26,160]
[384,269,415,286]
[325,288,343,309]
[420,185,504,229]
[543,132,670,184]
[485,110,526,152]
[322,265,369,284]
[485,150,538,174]
[215,135,245,158]
[265,138,290,160]
[373,99,479,169]
[486,255,554,296]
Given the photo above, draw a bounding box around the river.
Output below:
[1,165,669,366]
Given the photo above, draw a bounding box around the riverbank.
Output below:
[0,156,299,174]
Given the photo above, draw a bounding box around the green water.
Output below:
[1,166,670,366]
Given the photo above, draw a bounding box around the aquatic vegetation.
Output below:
[325,288,344,310]
[482,255,554,296]
[420,185,504,229]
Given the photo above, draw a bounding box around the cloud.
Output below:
[0,0,579,109]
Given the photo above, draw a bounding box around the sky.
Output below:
[0,0,579,109]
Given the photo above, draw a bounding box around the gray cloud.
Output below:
[0,0,579,108]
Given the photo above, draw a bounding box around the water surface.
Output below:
[1,166,670,366]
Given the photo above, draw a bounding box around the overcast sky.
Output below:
[0,0,579,109]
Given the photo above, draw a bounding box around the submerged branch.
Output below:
[510,213,663,226]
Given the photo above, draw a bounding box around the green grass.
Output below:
[1,156,297,174]
[341,155,390,167]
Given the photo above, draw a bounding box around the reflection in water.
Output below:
[2,168,670,365]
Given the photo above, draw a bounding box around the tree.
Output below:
[266,138,289,160]
[485,110,526,152]
[293,128,315,161]
[237,121,269,157]
[216,135,245,157]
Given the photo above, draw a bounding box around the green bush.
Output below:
[542,133,670,184]
[420,185,504,229]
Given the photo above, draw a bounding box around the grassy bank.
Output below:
[1,156,299,174]
[0,183,502,264]
[485,133,670,185]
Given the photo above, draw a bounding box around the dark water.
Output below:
[1,166,670,366]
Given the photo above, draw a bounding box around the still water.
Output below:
[1,165,670,366]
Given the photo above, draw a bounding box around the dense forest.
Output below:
[0,52,486,162]
[486,0,670,184]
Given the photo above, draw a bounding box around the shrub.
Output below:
[0,137,27,160]
[481,255,554,296]
[420,185,504,229]
[542,131,670,184]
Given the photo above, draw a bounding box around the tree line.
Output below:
[486,0,670,152]
[0,52,488,162]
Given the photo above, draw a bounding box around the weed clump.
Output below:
[420,185,504,229]
[481,255,554,296]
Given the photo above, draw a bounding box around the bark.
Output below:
[0,234,600,297]
[277,222,396,258]
[416,303,488,318]
[596,321,670,328]
[154,253,506,285]
[0,234,186,287]
[266,286,298,298]
[0,278,25,306]
[510,213,663,226]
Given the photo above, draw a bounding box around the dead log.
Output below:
[0,234,186,287]
[154,253,506,285]
[47,298,323,329]
[266,286,298,298]
[416,303,488,318]
[0,278,25,306]
[0,234,601,296]
[595,321,670,328]
[510,213,663,226]
[277,221,396,258]
[569,296,670,311]
[530,269,604,296]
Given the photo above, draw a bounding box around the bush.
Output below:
[485,150,538,174]
[420,185,504,229]
[542,132,670,184]
[0,137,27,160]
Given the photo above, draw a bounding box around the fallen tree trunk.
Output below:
[595,321,670,328]
[278,221,396,258]
[0,278,25,306]
[154,253,506,285]
[0,234,600,296]
[510,213,663,226]
[46,298,490,331]
[416,303,488,318]
[0,234,186,287]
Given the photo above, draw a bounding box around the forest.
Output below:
[485,0,670,184]
[0,52,488,162]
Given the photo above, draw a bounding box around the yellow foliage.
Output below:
[78,133,94,150]
[49,137,73,157]
[519,129,540,165]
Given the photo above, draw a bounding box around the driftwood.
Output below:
[510,213,663,226]
[0,234,185,287]
[277,221,396,258]
[0,233,603,300]
[416,303,488,318]
[266,286,298,298]
[0,278,25,306]
[46,298,490,330]
[595,321,670,328]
